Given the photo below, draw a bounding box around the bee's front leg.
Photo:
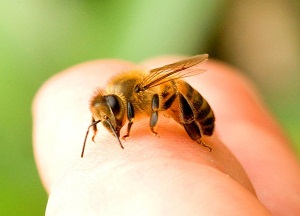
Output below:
[122,101,134,140]
[150,94,159,136]
[81,118,100,158]
[91,117,98,142]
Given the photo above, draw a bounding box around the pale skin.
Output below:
[33,57,300,216]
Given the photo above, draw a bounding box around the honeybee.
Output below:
[81,54,215,157]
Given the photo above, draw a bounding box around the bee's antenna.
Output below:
[81,120,101,158]
[105,118,124,149]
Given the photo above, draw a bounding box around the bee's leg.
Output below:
[182,118,212,152]
[179,94,212,151]
[91,117,98,142]
[122,101,134,139]
[82,118,101,157]
[196,139,212,152]
[150,94,159,136]
[179,94,194,124]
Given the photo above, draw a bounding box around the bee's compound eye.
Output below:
[105,95,121,115]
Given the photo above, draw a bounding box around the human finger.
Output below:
[33,57,271,215]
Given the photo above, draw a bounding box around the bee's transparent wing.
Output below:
[140,54,208,90]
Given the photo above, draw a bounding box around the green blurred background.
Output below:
[0,1,299,215]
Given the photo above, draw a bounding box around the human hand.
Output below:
[33,56,300,215]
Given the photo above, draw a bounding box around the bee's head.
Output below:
[81,90,125,158]
[89,90,125,136]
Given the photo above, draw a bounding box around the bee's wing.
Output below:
[140,54,208,90]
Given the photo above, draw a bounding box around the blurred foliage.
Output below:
[0,1,299,215]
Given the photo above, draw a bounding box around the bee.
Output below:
[81,54,215,157]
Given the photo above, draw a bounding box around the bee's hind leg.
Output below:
[150,94,159,137]
[196,139,212,152]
